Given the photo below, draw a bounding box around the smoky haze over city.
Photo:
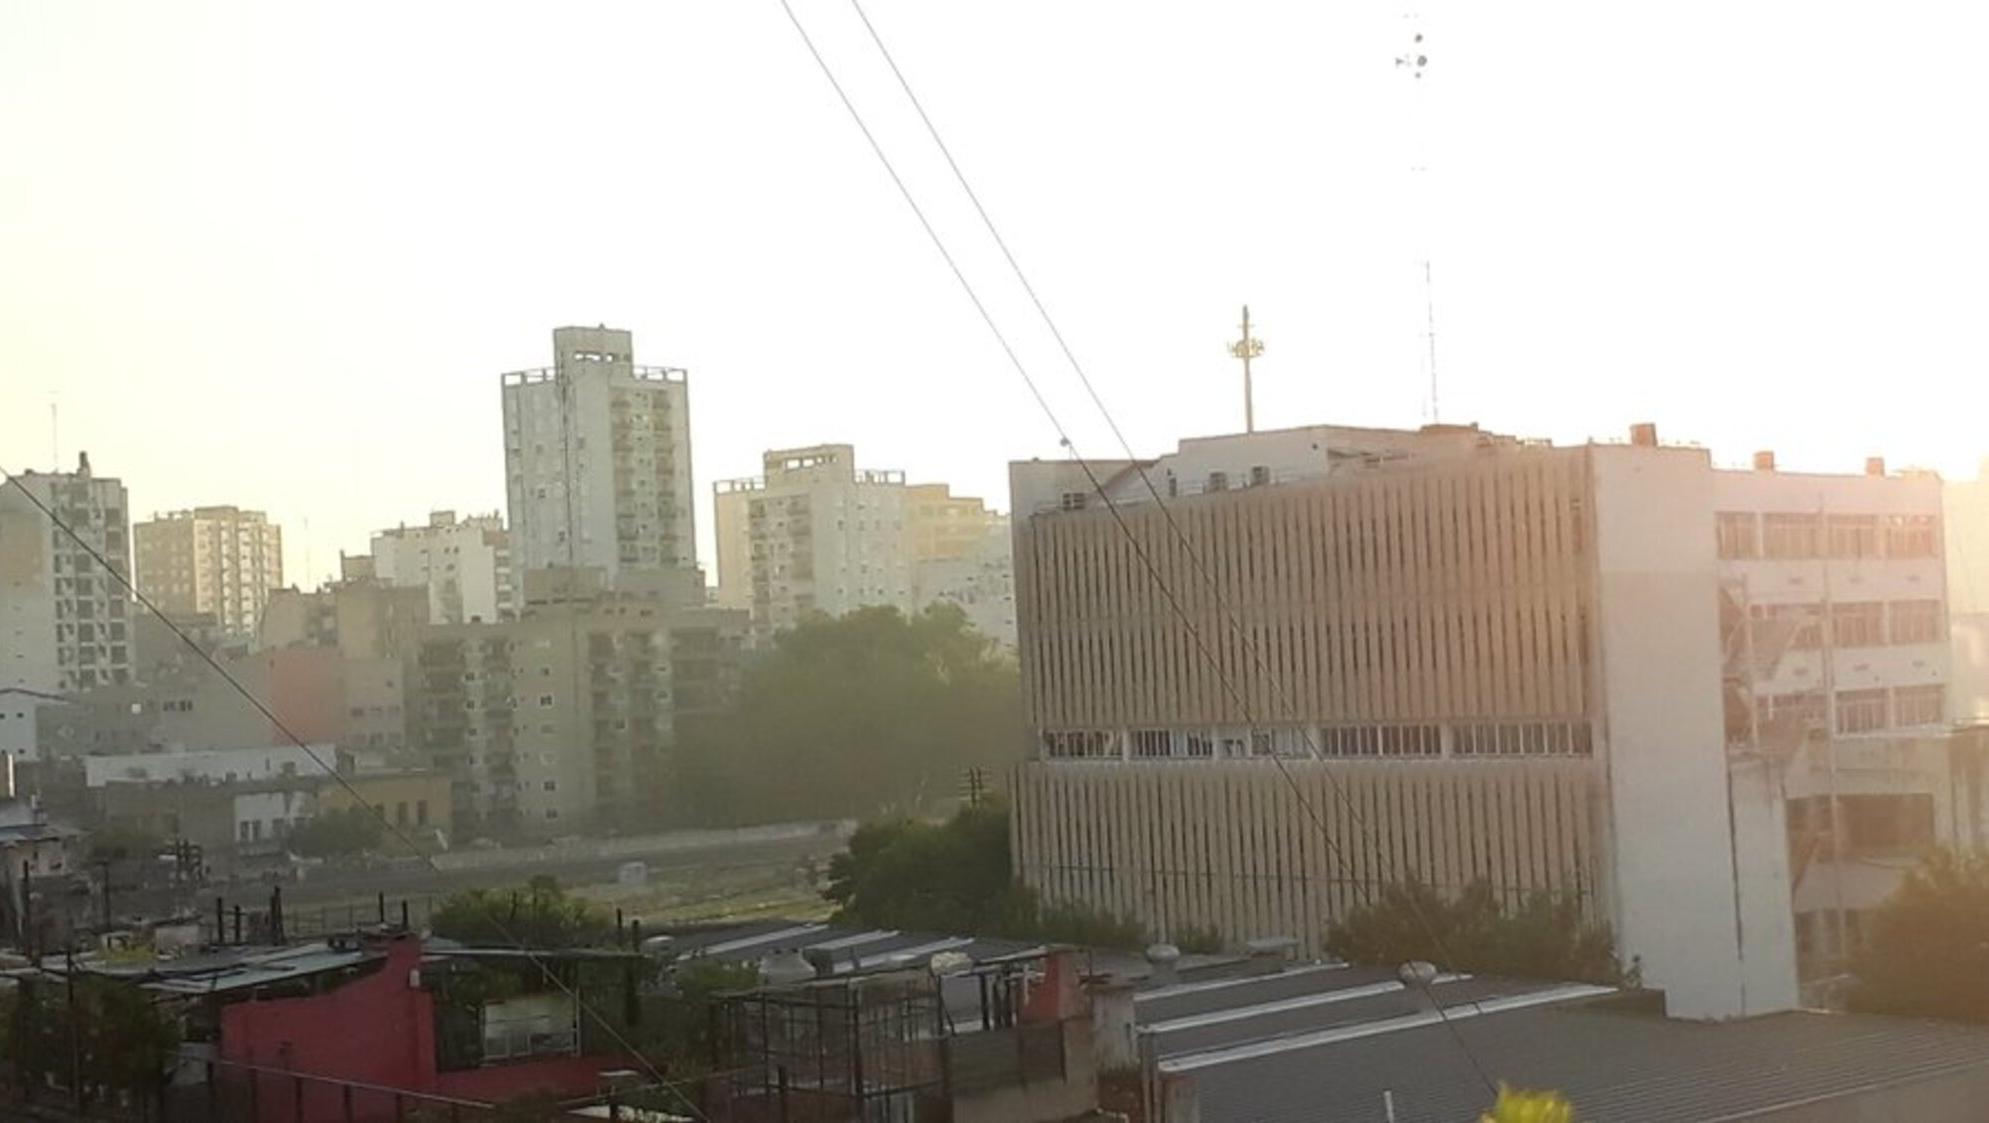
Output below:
[6,2,1989,1121]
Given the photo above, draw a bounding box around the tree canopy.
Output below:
[1326,878,1623,985]
[824,800,1144,949]
[3,975,180,1103]
[288,806,384,858]
[669,604,1023,824]
[431,875,614,948]
[1848,848,1989,1021]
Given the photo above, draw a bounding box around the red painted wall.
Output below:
[218,934,630,1121]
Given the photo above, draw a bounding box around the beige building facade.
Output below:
[407,567,735,834]
[0,454,132,695]
[370,510,514,625]
[714,445,1013,644]
[134,505,283,637]
[502,326,695,579]
[1009,423,1960,1019]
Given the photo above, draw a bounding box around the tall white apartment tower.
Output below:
[134,505,284,636]
[0,453,133,694]
[501,326,696,577]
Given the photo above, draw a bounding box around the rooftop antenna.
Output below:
[1229,305,1264,433]
[49,394,58,470]
[1397,12,1439,422]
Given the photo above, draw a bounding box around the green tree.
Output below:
[667,605,1023,824]
[641,959,762,1077]
[287,807,385,858]
[823,800,1145,950]
[1848,848,1989,1021]
[1326,878,1622,985]
[431,876,614,948]
[4,975,180,1105]
[88,820,163,862]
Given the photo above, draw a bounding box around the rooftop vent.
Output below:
[1753,450,1777,472]
[1145,942,1181,987]
[1629,422,1658,448]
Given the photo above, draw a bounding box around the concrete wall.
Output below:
[950,1017,1098,1123]
[1590,444,1796,1017]
[1011,759,1599,959]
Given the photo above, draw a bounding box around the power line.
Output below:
[784,0,1499,1094]
[0,468,707,1121]
[844,0,1498,1012]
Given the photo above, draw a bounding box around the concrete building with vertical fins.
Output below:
[1007,421,1989,1020]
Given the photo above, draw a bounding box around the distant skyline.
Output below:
[5,0,1987,587]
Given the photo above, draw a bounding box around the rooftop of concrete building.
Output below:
[1179,993,1989,1123]
[1013,418,1950,518]
[139,505,273,522]
[673,916,1989,1121]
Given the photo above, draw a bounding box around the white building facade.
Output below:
[0,454,133,695]
[714,445,1013,644]
[133,505,284,637]
[82,743,330,788]
[502,326,696,579]
[371,510,514,625]
[1007,422,1987,1019]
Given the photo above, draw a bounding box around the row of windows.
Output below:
[1752,599,1944,649]
[1044,720,1594,760]
[1762,684,1945,734]
[1717,511,1940,560]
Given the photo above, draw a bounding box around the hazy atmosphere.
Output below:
[8,1,1987,583]
[16,3,1989,1120]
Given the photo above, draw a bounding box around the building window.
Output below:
[1248,465,1270,487]
[1835,688,1889,735]
[1831,602,1885,648]
[1059,492,1088,512]
[1894,684,1945,727]
[416,800,429,826]
[1183,731,1214,758]
[1757,603,1821,650]
[1715,512,1759,559]
[1889,599,1943,645]
[1131,729,1171,758]
[1885,515,1939,558]
[538,694,555,707]
[1825,515,1880,559]
[1762,513,1821,559]
[1206,471,1229,493]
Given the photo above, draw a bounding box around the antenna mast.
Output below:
[1229,305,1264,434]
[1397,13,1438,422]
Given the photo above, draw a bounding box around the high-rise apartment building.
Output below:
[713,445,1013,643]
[370,510,514,625]
[0,454,132,694]
[502,326,696,578]
[406,567,743,832]
[1006,421,1978,1019]
[134,505,284,636]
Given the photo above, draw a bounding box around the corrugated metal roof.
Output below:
[1183,1002,1989,1123]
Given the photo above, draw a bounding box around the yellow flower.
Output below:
[1480,1084,1575,1123]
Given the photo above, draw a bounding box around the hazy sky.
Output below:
[5,1,1987,587]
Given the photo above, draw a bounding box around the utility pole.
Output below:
[1816,500,1849,966]
[1228,306,1264,434]
[65,942,81,1113]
